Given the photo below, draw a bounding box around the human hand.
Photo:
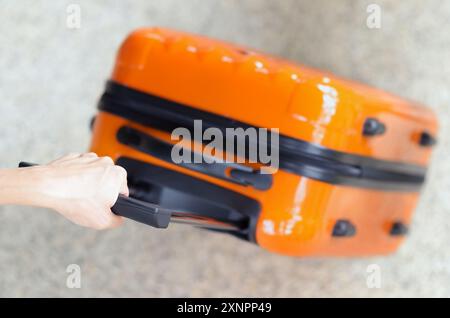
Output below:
[30,153,128,229]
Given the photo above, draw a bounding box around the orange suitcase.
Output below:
[90,27,437,257]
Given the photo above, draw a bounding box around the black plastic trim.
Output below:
[98,80,427,192]
[116,126,273,190]
[117,157,261,242]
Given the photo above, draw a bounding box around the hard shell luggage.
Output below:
[90,27,437,257]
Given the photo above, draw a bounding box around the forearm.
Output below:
[0,167,50,208]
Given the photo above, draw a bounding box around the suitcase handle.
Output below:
[111,194,171,228]
[18,161,172,228]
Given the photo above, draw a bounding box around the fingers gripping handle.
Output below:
[18,161,171,229]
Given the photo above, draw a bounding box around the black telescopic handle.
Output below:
[18,161,171,229]
[111,194,171,228]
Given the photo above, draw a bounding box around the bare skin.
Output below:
[0,153,128,230]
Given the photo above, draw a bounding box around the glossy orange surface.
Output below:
[90,27,437,256]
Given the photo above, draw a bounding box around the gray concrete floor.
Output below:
[0,0,449,297]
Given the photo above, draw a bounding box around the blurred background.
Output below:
[0,0,449,297]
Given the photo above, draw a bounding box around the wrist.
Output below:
[0,166,56,208]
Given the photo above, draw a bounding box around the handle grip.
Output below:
[112,195,171,228]
[18,161,171,229]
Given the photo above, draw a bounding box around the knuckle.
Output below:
[99,156,114,165]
